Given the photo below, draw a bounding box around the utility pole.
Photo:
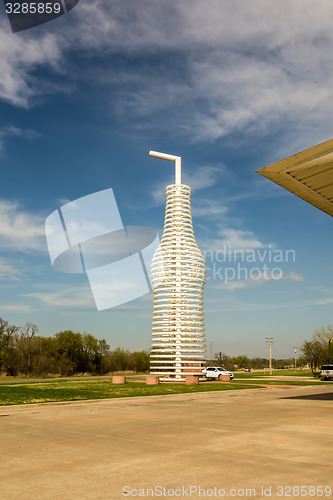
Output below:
[292,347,299,372]
[266,337,274,375]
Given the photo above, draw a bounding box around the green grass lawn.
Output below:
[0,379,260,406]
[0,369,327,406]
[232,379,325,386]
[233,369,313,378]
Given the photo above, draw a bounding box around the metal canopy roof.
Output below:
[257,138,333,217]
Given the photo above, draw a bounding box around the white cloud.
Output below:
[204,297,329,314]
[0,259,22,280]
[24,286,94,308]
[215,281,247,292]
[0,124,41,151]
[184,166,223,191]
[159,4,333,144]
[205,284,333,312]
[218,228,265,250]
[315,297,333,306]
[191,199,228,218]
[0,199,46,252]
[202,227,266,252]
[0,304,34,313]
[0,18,62,107]
[285,271,304,282]
[213,270,279,291]
[212,269,304,292]
[64,0,333,143]
[151,165,224,204]
[2,0,333,145]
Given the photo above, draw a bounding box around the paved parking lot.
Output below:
[1,385,333,500]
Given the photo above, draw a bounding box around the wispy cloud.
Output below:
[201,227,267,252]
[315,297,333,306]
[205,289,332,313]
[151,165,224,204]
[192,199,228,218]
[214,270,305,292]
[0,304,34,313]
[0,17,62,107]
[65,1,333,144]
[204,299,316,314]
[0,124,41,151]
[286,271,304,282]
[3,0,333,145]
[218,228,265,250]
[0,259,22,280]
[24,286,94,309]
[184,166,224,191]
[0,199,46,252]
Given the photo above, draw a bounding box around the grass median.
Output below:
[233,369,313,378]
[0,379,261,406]
[231,379,325,386]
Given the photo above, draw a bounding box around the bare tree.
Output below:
[20,323,39,338]
[301,325,332,375]
[0,318,20,351]
[18,323,40,376]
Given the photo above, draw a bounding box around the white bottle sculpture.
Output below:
[149,151,206,380]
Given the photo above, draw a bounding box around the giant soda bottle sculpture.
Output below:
[149,151,206,379]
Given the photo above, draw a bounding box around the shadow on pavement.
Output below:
[281,392,333,401]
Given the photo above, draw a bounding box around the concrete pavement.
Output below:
[1,385,332,500]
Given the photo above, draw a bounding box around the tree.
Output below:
[98,339,110,356]
[18,323,39,376]
[232,355,251,369]
[0,318,19,351]
[0,318,129,376]
[82,334,109,373]
[108,348,132,372]
[301,326,332,375]
[315,325,333,363]
[0,318,20,374]
[130,350,150,373]
[54,330,84,375]
[82,333,100,372]
[274,358,294,369]
[213,352,230,368]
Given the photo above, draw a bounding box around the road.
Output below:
[1,385,332,499]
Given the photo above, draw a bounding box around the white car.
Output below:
[320,364,333,380]
[202,366,234,380]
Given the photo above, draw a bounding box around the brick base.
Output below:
[185,375,200,385]
[146,376,160,385]
[112,376,126,384]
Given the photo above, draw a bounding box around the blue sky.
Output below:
[0,0,333,358]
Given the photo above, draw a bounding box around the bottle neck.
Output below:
[160,184,194,240]
[165,184,191,195]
